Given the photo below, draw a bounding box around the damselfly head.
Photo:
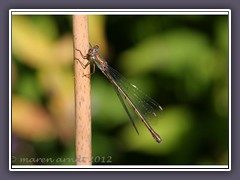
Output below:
[88,45,99,55]
[93,45,99,51]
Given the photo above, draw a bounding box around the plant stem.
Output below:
[73,15,92,165]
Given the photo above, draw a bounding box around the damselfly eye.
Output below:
[94,45,99,50]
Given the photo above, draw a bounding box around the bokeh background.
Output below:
[11,14,229,165]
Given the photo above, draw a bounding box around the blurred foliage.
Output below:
[11,15,228,165]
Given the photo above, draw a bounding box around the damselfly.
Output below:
[75,45,163,143]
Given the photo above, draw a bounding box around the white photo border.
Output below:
[9,9,231,171]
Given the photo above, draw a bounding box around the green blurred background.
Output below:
[11,15,229,165]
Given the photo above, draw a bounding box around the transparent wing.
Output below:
[106,66,163,126]
[112,84,140,134]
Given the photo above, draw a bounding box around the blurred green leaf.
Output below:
[215,16,228,53]
[16,73,42,102]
